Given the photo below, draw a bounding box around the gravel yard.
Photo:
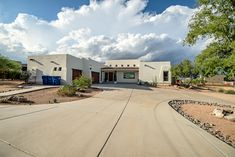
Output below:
[2,87,102,105]
[181,104,235,145]
[0,80,24,93]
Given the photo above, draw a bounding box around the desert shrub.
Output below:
[73,76,91,91]
[20,71,31,83]
[218,88,224,93]
[57,84,77,97]
[224,90,235,95]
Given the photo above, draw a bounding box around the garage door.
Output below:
[72,69,82,80]
[92,72,100,83]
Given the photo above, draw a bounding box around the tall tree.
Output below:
[171,59,197,79]
[184,0,235,80]
[0,55,21,79]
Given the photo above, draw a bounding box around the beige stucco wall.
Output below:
[66,54,84,84]
[106,60,140,68]
[82,58,105,83]
[139,62,171,84]
[28,54,104,84]
[116,71,139,83]
[28,54,68,84]
[104,60,171,84]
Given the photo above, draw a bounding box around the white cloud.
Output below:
[0,0,203,64]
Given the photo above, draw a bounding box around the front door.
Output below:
[109,72,113,81]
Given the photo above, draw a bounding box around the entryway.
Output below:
[104,72,117,82]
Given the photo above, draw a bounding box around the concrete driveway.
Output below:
[0,84,234,157]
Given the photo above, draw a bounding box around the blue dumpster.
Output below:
[47,76,53,85]
[42,76,48,85]
[52,76,61,85]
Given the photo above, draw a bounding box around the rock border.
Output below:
[168,99,235,148]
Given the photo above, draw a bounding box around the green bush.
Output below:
[218,88,224,93]
[224,90,235,95]
[57,84,77,97]
[73,76,91,91]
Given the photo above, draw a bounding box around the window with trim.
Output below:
[123,72,135,79]
[58,67,62,71]
[163,71,169,81]
[53,67,57,71]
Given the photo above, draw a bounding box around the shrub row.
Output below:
[57,76,92,97]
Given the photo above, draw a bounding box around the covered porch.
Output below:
[101,67,139,83]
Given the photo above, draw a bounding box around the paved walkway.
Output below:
[0,86,59,97]
[0,84,234,157]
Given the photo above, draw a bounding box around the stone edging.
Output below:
[168,99,235,148]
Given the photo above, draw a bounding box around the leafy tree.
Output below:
[171,59,199,86]
[0,55,21,79]
[184,0,235,80]
[171,59,197,79]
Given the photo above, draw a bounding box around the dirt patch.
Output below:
[12,87,102,104]
[207,85,235,92]
[0,80,24,93]
[181,104,235,144]
[197,90,235,104]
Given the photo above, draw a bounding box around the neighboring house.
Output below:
[27,54,171,85]
[205,75,225,85]
[27,54,104,84]
[101,60,171,84]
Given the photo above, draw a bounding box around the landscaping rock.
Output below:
[224,114,235,122]
[223,109,233,115]
[8,95,28,103]
[168,99,235,148]
[212,108,224,118]
[0,97,10,103]
[18,96,27,102]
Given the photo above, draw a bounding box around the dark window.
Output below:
[115,65,118,67]
[163,71,169,81]
[123,72,135,79]
[53,67,57,71]
[133,64,136,67]
[121,64,123,67]
[127,64,130,67]
[58,67,62,71]
[109,64,112,67]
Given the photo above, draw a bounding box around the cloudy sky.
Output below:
[0,0,204,64]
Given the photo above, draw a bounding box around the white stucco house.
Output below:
[102,59,171,84]
[28,54,104,84]
[27,54,171,85]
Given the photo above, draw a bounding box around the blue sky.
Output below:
[0,0,196,23]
